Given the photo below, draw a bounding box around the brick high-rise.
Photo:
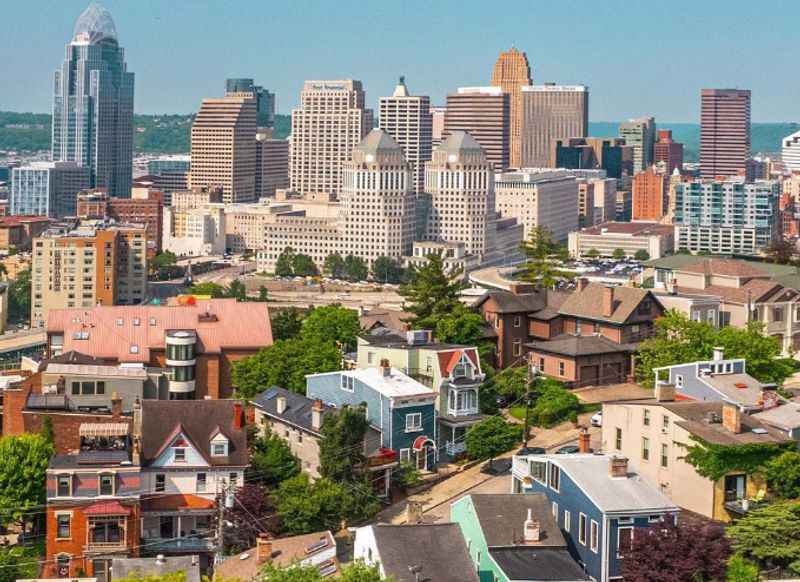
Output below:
[491,48,532,168]
[654,130,684,174]
[632,167,669,222]
[444,87,510,170]
[700,89,751,179]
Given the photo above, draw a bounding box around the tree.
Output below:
[518,227,573,288]
[300,305,361,351]
[262,562,383,582]
[492,366,529,400]
[271,308,305,341]
[292,253,318,277]
[634,249,650,261]
[612,248,626,260]
[275,247,296,277]
[0,433,54,526]
[0,546,41,582]
[465,417,521,462]
[186,281,226,298]
[319,406,368,483]
[372,256,404,284]
[727,501,800,574]
[683,438,791,482]
[764,450,800,499]
[433,304,486,346]
[766,238,796,265]
[620,520,730,582]
[8,268,31,323]
[250,432,300,487]
[399,253,466,327]
[343,255,368,282]
[258,285,269,302]
[223,484,276,554]
[585,248,600,259]
[151,251,177,271]
[226,278,247,301]
[726,555,760,582]
[528,380,581,428]
[115,571,186,582]
[323,253,346,279]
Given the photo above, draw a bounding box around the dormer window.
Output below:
[452,354,474,379]
[211,434,229,457]
[174,448,186,463]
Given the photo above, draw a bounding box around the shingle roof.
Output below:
[489,547,591,581]
[140,400,248,467]
[558,283,658,324]
[475,290,547,314]
[701,373,766,408]
[355,129,402,155]
[252,386,331,435]
[679,258,770,278]
[673,280,780,305]
[753,402,800,431]
[469,494,566,548]
[370,523,479,582]
[527,334,635,357]
[112,556,201,582]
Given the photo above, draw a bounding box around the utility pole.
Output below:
[215,479,234,565]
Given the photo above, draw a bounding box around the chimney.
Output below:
[578,427,591,453]
[233,402,243,429]
[156,555,165,565]
[379,358,391,378]
[406,500,424,524]
[111,391,122,418]
[654,383,676,402]
[523,508,541,543]
[256,533,273,564]
[312,399,323,431]
[722,402,742,434]
[276,396,287,415]
[609,456,628,478]
[577,278,589,292]
[602,286,615,318]
[713,347,725,362]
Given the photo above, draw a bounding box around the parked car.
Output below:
[517,446,546,456]
[555,445,580,454]
[591,411,603,427]
[481,458,512,475]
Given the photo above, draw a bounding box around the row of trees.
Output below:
[186,279,269,302]
[583,247,650,261]
[274,247,406,284]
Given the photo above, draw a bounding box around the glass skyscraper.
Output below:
[52,3,134,197]
[225,78,275,128]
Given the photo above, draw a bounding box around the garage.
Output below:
[579,365,599,385]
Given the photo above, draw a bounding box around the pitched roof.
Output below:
[438,131,484,155]
[355,129,402,155]
[753,401,800,431]
[359,309,412,333]
[673,279,781,305]
[469,494,566,548]
[46,299,272,363]
[369,523,479,582]
[140,494,215,512]
[252,386,331,435]
[140,400,248,467]
[475,290,547,314]
[700,373,767,408]
[527,334,635,357]
[679,258,770,278]
[489,547,591,581]
[558,283,658,324]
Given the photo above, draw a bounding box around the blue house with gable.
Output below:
[307,360,439,470]
[511,453,679,582]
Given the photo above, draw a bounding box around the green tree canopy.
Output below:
[300,305,361,351]
[258,285,269,302]
[764,450,800,499]
[726,554,760,582]
[634,249,650,261]
[518,227,573,287]
[528,379,581,428]
[261,562,383,582]
[292,253,319,277]
[343,255,368,282]
[372,256,404,284]
[727,501,800,574]
[271,308,305,341]
[275,247,296,277]
[8,268,31,323]
[227,278,247,301]
[319,405,368,483]
[465,417,521,461]
[682,438,792,482]
[399,253,466,327]
[585,248,600,258]
[186,281,226,298]
[612,248,626,260]
[492,366,529,400]
[433,304,486,346]
[0,433,54,525]
[151,251,177,269]
[250,431,300,487]
[323,253,346,279]
[0,545,41,582]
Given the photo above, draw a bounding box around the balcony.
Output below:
[142,536,215,553]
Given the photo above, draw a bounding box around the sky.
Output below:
[2,0,798,122]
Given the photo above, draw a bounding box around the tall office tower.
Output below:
[255,133,289,197]
[188,96,257,204]
[52,4,134,197]
[491,48,532,168]
[226,78,276,129]
[431,107,446,146]
[673,179,779,255]
[782,130,800,173]
[444,88,510,170]
[619,116,656,174]
[379,77,433,193]
[631,166,669,222]
[654,130,684,174]
[341,130,415,264]
[290,80,373,197]
[10,162,89,217]
[700,89,751,179]
[424,132,498,259]
[31,221,147,327]
[520,84,589,168]
[553,137,627,179]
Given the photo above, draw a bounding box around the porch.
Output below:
[439,413,484,459]
[141,494,216,553]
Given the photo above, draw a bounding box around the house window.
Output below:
[615,428,622,450]
[341,375,354,392]
[552,501,558,517]
[530,460,547,484]
[513,339,522,357]
[514,315,522,328]
[129,344,139,354]
[578,513,587,545]
[590,520,599,553]
[724,474,747,502]
[675,374,684,389]
[643,409,651,426]
[617,527,634,558]
[538,357,545,372]
[99,474,114,496]
[593,322,600,334]
[575,320,582,335]
[196,473,207,493]
[56,514,71,539]
[558,361,565,376]
[662,415,669,430]
[548,464,560,492]
[405,413,422,432]
[661,444,669,468]
[367,352,374,364]
[399,449,410,462]
[155,474,165,492]
[564,510,571,533]
[212,442,228,456]
[631,324,640,334]
[773,307,784,322]
[174,448,186,462]
[642,437,650,461]
[57,475,71,497]
[229,472,239,486]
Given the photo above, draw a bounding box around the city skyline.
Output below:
[1,0,798,122]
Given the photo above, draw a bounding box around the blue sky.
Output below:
[2,0,798,122]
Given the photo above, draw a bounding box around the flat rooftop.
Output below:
[580,221,675,237]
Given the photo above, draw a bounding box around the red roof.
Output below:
[141,494,215,512]
[83,501,131,516]
[437,348,481,377]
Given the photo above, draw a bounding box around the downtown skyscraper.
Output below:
[700,89,751,179]
[52,3,134,197]
[491,48,532,169]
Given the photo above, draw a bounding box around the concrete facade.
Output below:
[619,117,656,175]
[520,85,588,168]
[444,87,510,170]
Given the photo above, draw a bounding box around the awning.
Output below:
[412,436,434,451]
[84,501,131,516]
[79,423,129,438]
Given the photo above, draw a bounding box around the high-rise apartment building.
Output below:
[31,221,147,327]
[444,88,510,170]
[654,130,684,174]
[256,133,289,198]
[782,130,800,174]
[290,80,373,197]
[553,137,628,179]
[379,77,433,193]
[619,117,656,174]
[673,179,779,255]
[632,167,669,222]
[520,84,589,168]
[77,189,164,254]
[188,96,257,204]
[431,107,447,147]
[226,78,275,128]
[491,48,532,168]
[52,4,134,197]
[10,162,89,217]
[700,89,751,179]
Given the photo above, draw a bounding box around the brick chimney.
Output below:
[654,383,676,402]
[379,358,391,378]
[276,396,287,415]
[602,286,615,318]
[523,508,541,543]
[312,399,324,431]
[722,402,742,434]
[111,392,122,418]
[609,456,628,478]
[406,500,424,524]
[577,278,589,292]
[233,402,243,429]
[578,427,591,453]
[256,533,273,564]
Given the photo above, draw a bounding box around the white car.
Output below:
[590,411,602,427]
